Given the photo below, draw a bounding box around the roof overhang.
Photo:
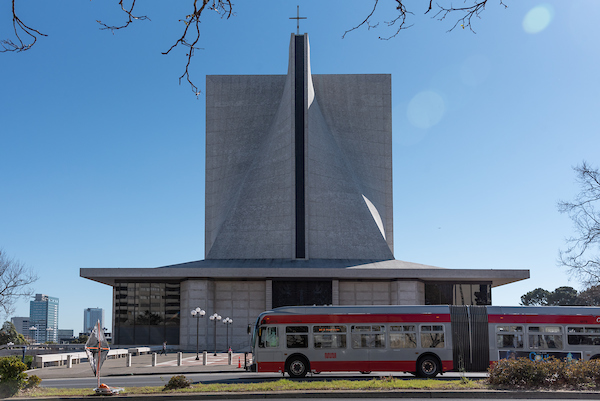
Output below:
[80,259,529,288]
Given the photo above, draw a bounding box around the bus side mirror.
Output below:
[247,324,251,335]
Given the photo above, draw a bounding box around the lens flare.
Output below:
[523,4,554,34]
[406,91,445,130]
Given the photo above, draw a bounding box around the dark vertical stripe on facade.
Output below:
[294,35,306,259]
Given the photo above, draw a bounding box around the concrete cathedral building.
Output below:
[81,33,529,350]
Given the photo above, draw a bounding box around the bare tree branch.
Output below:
[343,0,381,39]
[96,0,150,32]
[0,249,38,318]
[343,1,508,38]
[558,161,600,287]
[434,1,507,33]
[343,0,412,40]
[4,0,510,94]
[161,0,233,96]
[96,0,234,96]
[1,0,47,53]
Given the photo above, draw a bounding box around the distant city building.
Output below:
[10,317,30,336]
[29,294,59,343]
[56,329,74,343]
[83,307,104,333]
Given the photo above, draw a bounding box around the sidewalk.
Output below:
[25,352,248,380]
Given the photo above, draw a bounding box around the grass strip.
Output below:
[17,377,484,398]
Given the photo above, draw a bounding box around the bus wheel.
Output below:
[287,356,309,378]
[417,355,440,378]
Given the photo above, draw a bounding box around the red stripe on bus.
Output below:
[257,360,453,373]
[488,314,600,325]
[257,361,285,372]
[261,314,452,325]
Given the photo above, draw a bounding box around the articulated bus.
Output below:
[248,305,600,378]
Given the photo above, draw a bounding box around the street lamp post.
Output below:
[209,313,221,356]
[222,317,233,351]
[46,327,54,343]
[190,307,206,360]
[29,326,38,343]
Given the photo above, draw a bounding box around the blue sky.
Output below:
[2,1,599,333]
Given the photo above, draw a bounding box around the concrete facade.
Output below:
[205,34,393,260]
[338,281,425,305]
[80,33,530,351]
[179,280,266,351]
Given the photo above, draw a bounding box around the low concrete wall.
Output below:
[33,349,129,369]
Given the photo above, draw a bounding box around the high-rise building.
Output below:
[83,307,104,333]
[29,294,59,343]
[10,317,30,336]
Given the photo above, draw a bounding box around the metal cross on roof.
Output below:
[289,5,307,35]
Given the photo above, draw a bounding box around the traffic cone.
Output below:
[238,357,241,368]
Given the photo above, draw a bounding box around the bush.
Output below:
[163,375,191,390]
[25,375,42,389]
[488,357,600,388]
[0,356,28,397]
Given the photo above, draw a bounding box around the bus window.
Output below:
[567,327,600,345]
[496,325,524,349]
[528,326,563,350]
[372,326,386,348]
[313,326,347,349]
[258,326,279,348]
[286,326,308,348]
[351,325,386,348]
[390,325,416,348]
[420,325,445,348]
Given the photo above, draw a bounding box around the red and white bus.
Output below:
[248,305,600,378]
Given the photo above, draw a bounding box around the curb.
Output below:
[102,369,244,377]
[16,390,600,400]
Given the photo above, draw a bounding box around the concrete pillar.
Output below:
[152,353,157,367]
[177,352,182,366]
[266,280,273,310]
[126,353,132,367]
[203,351,207,365]
[332,280,339,305]
[66,355,73,368]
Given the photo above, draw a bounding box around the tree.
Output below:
[71,334,88,344]
[546,286,579,306]
[520,285,600,306]
[520,288,550,306]
[576,285,600,306]
[1,0,508,95]
[0,322,27,345]
[0,250,37,318]
[558,162,600,287]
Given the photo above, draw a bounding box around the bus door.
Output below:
[389,324,418,369]
[351,325,386,371]
[257,325,283,370]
